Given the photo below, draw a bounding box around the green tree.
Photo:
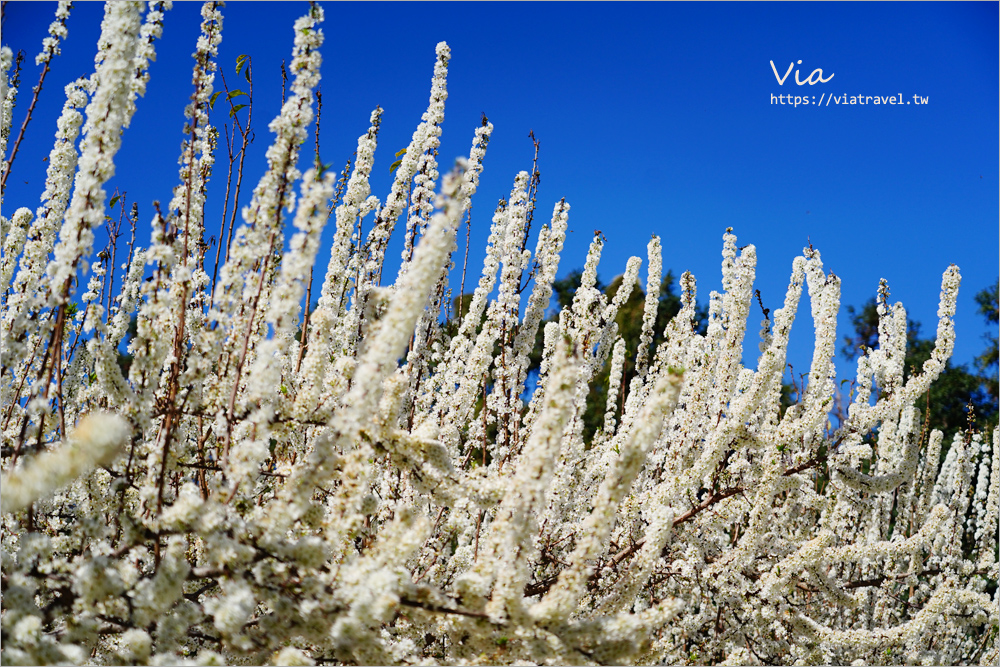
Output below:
[116,314,139,376]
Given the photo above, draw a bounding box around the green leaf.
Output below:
[394,148,407,157]
[244,64,251,83]
[229,103,248,118]
[235,54,247,75]
[227,90,247,100]
[108,195,120,209]
[209,91,222,109]
[389,159,403,174]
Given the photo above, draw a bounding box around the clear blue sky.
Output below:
[3,1,997,382]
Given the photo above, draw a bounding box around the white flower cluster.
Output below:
[1,412,129,514]
[1,5,995,666]
[2,76,88,363]
[35,1,74,67]
[1,46,16,188]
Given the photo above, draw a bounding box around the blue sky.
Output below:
[3,1,997,383]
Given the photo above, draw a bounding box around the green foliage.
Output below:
[451,292,475,323]
[389,147,407,174]
[116,314,138,377]
[235,53,250,82]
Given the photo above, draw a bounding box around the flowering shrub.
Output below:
[1,3,997,665]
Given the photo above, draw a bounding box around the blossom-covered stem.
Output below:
[978,428,999,570]
[405,120,493,427]
[204,5,323,468]
[2,78,87,376]
[0,208,32,304]
[603,337,626,438]
[509,199,569,410]
[635,235,662,377]
[481,338,578,621]
[531,369,683,626]
[397,43,449,277]
[360,42,450,296]
[22,2,143,441]
[246,168,335,416]
[149,1,222,506]
[298,107,381,397]
[0,1,73,193]
[220,227,279,460]
[0,48,16,184]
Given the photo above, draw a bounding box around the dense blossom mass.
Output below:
[1,3,997,665]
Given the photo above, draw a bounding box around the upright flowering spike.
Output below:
[123,1,170,123]
[0,208,32,296]
[0,47,14,160]
[248,168,335,413]
[482,338,579,622]
[509,199,569,409]
[201,4,323,468]
[211,3,322,327]
[0,46,17,198]
[3,0,78,193]
[3,77,87,343]
[296,109,382,414]
[44,1,144,305]
[635,235,662,378]
[602,337,626,438]
[531,369,683,626]
[398,42,450,278]
[35,2,74,68]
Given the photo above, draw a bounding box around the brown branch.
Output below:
[844,568,942,590]
[672,486,744,527]
[294,263,314,374]
[154,15,222,511]
[221,227,279,463]
[526,486,746,599]
[210,61,253,309]
[399,597,490,620]
[3,48,51,191]
[782,455,826,477]
[524,575,560,598]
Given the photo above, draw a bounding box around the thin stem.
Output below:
[2,49,50,192]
